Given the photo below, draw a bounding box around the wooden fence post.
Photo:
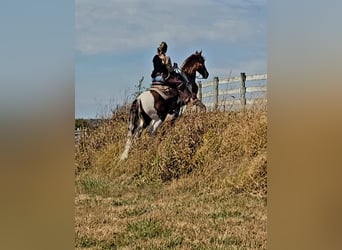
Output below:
[240,72,246,107]
[198,81,202,101]
[213,77,219,110]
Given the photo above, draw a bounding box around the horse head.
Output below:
[177,51,209,109]
[181,51,209,80]
[194,50,209,79]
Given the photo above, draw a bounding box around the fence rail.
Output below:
[198,72,267,110]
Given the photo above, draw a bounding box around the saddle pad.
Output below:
[149,85,178,100]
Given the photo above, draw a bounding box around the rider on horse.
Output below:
[151,41,192,104]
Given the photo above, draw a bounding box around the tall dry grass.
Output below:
[75,104,267,249]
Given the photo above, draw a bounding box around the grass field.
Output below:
[75,104,267,249]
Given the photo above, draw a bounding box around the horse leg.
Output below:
[169,114,178,126]
[192,98,206,111]
[146,116,164,135]
[147,120,156,134]
[149,118,163,135]
[170,105,187,126]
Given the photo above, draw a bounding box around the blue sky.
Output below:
[75,0,267,118]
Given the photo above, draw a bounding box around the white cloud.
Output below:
[76,0,266,54]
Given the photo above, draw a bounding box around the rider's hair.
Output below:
[157,41,168,55]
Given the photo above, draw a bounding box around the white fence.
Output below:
[197,73,267,110]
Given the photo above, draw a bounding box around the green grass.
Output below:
[127,218,171,239]
[76,174,110,197]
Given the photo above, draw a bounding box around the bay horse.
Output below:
[119,51,209,161]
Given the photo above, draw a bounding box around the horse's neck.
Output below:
[182,65,196,75]
[182,71,196,83]
[181,64,197,81]
[180,59,198,82]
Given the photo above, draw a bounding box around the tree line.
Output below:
[75,119,102,130]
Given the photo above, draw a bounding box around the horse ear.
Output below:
[199,50,202,55]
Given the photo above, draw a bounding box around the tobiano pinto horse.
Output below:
[119,51,209,161]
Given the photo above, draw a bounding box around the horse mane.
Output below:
[180,51,205,74]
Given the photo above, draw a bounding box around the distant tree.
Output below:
[75,119,88,130]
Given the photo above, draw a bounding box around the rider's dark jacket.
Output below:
[151,54,170,78]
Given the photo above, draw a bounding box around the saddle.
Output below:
[149,82,178,100]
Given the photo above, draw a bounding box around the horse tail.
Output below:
[119,98,140,161]
[128,98,139,134]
